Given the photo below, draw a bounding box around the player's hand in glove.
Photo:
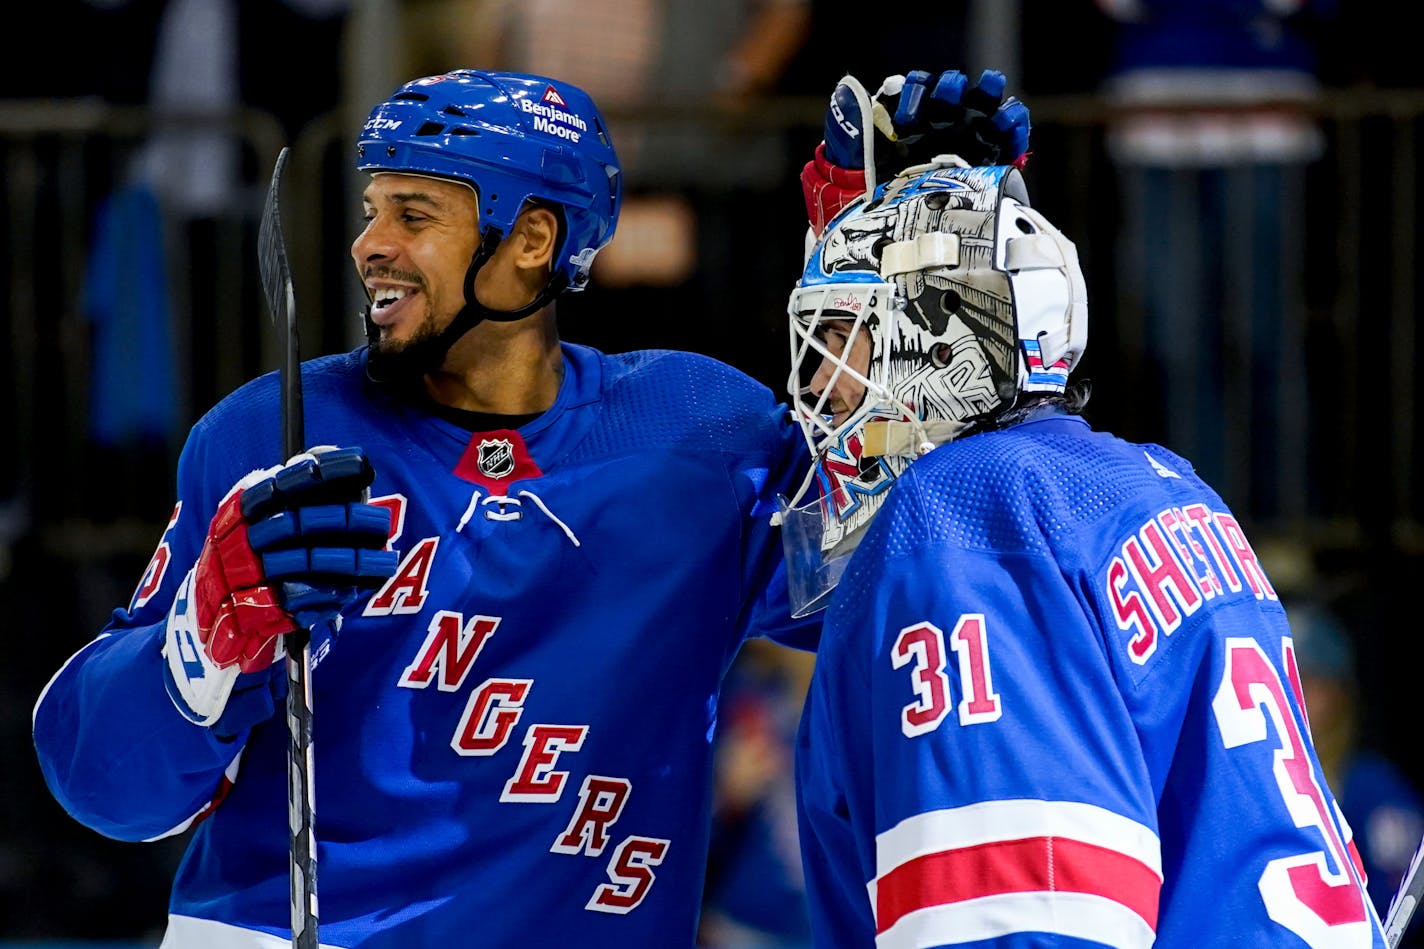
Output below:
[162,446,398,738]
[862,68,1030,172]
[803,69,1031,236]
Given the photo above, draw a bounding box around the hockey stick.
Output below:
[1385,828,1424,947]
[258,145,319,949]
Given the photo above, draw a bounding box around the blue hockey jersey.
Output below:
[795,413,1385,949]
[34,343,814,948]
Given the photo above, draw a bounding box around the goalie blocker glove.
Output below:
[803,68,1031,236]
[162,446,399,738]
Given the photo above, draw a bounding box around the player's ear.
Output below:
[511,205,559,273]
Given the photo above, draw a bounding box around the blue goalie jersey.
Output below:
[795,413,1386,949]
[34,343,814,948]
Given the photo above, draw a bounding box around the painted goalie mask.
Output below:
[778,157,1087,616]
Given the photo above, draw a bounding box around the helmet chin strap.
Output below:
[436,228,569,343]
[364,228,569,382]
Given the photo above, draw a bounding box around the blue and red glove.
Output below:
[162,446,398,738]
[804,68,1031,236]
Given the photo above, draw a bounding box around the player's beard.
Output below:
[364,304,452,384]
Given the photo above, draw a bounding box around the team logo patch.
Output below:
[542,85,567,106]
[477,438,516,480]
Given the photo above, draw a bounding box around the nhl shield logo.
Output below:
[476,438,516,480]
[454,428,542,490]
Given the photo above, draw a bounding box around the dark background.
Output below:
[5,0,1422,942]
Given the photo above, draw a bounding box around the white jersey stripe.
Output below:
[875,798,1162,879]
[162,913,346,949]
[876,891,1158,949]
[872,799,1163,938]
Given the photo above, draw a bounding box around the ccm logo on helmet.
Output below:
[518,97,587,143]
[364,117,402,133]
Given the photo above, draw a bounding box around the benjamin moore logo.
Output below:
[518,92,587,143]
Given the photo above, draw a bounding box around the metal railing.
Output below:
[975,90,1424,558]
[4,86,1424,945]
[3,89,1423,564]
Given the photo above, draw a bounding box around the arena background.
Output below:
[4,1,1422,943]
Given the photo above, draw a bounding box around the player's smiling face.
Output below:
[353,172,480,348]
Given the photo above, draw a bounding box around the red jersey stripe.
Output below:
[875,835,1161,935]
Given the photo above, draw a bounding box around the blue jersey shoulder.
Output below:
[574,348,794,460]
[194,350,364,437]
[876,414,1216,558]
[182,351,370,490]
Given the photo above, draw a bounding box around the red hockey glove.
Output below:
[162,447,397,736]
[804,69,1032,237]
[801,141,869,240]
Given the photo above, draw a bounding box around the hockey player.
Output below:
[782,141,1388,943]
[33,69,1030,947]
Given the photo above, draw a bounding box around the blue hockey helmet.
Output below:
[356,70,622,291]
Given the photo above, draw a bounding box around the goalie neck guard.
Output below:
[778,156,1088,616]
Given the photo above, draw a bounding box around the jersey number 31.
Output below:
[1214,635,1377,948]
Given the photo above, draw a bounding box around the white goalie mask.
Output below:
[778,157,1088,616]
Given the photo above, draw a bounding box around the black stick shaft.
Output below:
[1385,830,1424,947]
[260,146,319,949]
[283,273,303,461]
[286,644,317,949]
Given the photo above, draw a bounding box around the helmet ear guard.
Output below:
[996,201,1087,391]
